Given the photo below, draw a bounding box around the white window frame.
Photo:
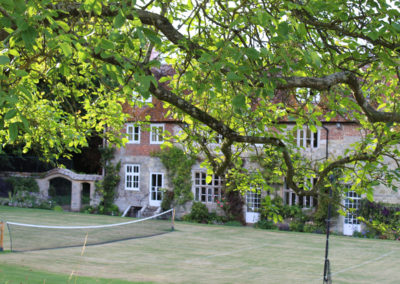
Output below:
[150,123,164,144]
[246,189,261,212]
[284,178,316,208]
[126,124,140,144]
[344,190,361,225]
[294,127,319,149]
[125,164,140,191]
[193,171,223,203]
[150,172,164,204]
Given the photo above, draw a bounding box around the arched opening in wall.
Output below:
[49,177,72,210]
[81,183,91,208]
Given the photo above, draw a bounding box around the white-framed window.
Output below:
[150,173,163,202]
[126,124,140,143]
[344,191,361,225]
[125,164,140,190]
[295,88,320,104]
[246,189,261,212]
[293,127,319,148]
[284,178,317,208]
[150,124,164,144]
[194,172,223,203]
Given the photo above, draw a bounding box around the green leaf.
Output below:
[84,0,102,15]
[8,123,18,142]
[15,70,28,77]
[245,48,259,60]
[0,56,10,65]
[21,27,37,50]
[232,94,246,109]
[56,20,70,32]
[59,42,72,57]
[14,0,26,13]
[114,11,125,29]
[206,175,212,184]
[142,28,161,45]
[100,39,114,50]
[227,72,241,81]
[4,109,17,120]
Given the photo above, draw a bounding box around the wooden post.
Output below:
[172,208,176,231]
[0,221,4,251]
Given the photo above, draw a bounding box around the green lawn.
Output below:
[1,206,399,283]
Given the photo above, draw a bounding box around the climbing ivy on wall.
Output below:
[95,147,121,215]
[153,146,197,207]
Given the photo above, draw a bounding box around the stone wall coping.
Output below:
[0,168,102,182]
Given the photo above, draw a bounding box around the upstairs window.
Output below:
[126,124,140,143]
[293,127,319,148]
[150,124,164,144]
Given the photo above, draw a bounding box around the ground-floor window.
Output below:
[193,171,223,203]
[283,178,317,208]
[126,164,140,190]
[150,173,163,202]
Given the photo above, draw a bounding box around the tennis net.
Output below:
[7,209,174,252]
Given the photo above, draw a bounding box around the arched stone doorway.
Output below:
[49,177,72,210]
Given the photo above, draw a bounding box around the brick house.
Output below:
[112,76,400,236]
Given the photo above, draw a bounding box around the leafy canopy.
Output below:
[1,0,400,198]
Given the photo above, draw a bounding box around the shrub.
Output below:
[53,205,64,212]
[255,219,277,230]
[289,220,304,232]
[224,220,242,226]
[161,190,174,211]
[303,223,325,234]
[184,202,210,223]
[6,177,39,193]
[8,190,55,209]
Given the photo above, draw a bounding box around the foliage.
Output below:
[161,190,174,211]
[6,177,39,193]
[223,181,246,224]
[53,205,64,212]
[255,219,277,230]
[313,186,341,228]
[95,147,121,215]
[1,0,400,220]
[358,199,400,240]
[303,223,325,234]
[154,146,196,205]
[289,220,305,232]
[182,202,210,224]
[352,229,379,239]
[224,220,243,227]
[7,190,55,209]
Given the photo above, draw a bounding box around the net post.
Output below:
[0,221,4,252]
[172,208,176,231]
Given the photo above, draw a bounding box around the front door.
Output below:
[343,191,361,236]
[246,190,261,223]
[149,173,163,207]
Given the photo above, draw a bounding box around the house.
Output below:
[111,77,400,236]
